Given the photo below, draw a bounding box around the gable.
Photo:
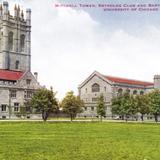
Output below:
[79,71,113,89]
[17,71,41,89]
[79,73,113,96]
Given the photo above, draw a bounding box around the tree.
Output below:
[112,92,138,121]
[96,94,106,121]
[148,90,160,122]
[121,93,137,121]
[112,94,125,120]
[135,94,150,121]
[31,88,58,121]
[61,91,84,121]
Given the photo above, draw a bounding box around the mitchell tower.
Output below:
[0,1,31,71]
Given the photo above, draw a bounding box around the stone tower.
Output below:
[0,1,31,71]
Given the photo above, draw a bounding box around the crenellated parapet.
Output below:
[0,1,31,22]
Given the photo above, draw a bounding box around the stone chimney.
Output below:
[34,72,38,81]
[154,75,160,89]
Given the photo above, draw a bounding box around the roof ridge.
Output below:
[104,75,153,84]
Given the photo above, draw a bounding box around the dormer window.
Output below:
[92,83,100,92]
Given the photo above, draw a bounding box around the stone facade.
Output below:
[0,71,40,119]
[0,2,41,119]
[78,71,155,118]
[0,1,31,71]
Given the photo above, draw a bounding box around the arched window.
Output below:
[20,34,25,52]
[126,89,130,94]
[118,88,123,96]
[92,83,100,92]
[8,32,13,51]
[140,91,144,95]
[133,90,137,95]
[15,60,19,69]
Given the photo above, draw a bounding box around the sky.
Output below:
[1,0,160,99]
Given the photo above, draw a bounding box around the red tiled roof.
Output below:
[0,69,24,81]
[105,75,153,86]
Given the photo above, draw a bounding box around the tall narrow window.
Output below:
[20,34,25,52]
[92,83,100,92]
[140,91,144,95]
[118,88,123,96]
[24,91,33,99]
[133,90,137,95]
[14,103,19,112]
[15,60,19,69]
[1,105,7,112]
[126,89,130,94]
[10,90,17,98]
[8,32,13,51]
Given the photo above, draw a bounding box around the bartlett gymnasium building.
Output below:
[78,71,160,117]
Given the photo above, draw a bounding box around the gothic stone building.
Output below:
[0,2,41,119]
[78,71,160,118]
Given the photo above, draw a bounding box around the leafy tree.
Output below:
[121,93,137,121]
[112,94,125,120]
[148,90,160,122]
[61,91,84,121]
[135,94,150,121]
[96,94,106,121]
[112,92,138,121]
[31,88,58,121]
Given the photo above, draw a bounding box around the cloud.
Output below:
[3,0,160,99]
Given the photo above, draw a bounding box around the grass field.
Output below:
[0,122,160,160]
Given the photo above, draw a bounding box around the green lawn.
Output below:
[0,122,160,160]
